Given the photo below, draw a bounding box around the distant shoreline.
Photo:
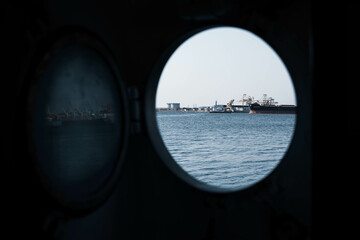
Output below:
[156,108,209,113]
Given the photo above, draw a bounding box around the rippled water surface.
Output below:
[156,112,296,189]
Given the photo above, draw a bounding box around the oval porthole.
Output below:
[27,33,127,210]
[151,26,297,191]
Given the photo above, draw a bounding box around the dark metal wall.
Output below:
[1,0,312,239]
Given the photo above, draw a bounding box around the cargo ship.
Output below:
[249,103,296,114]
[247,94,296,114]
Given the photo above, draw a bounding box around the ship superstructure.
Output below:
[249,94,296,114]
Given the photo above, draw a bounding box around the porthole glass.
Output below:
[155,27,296,190]
[29,38,123,207]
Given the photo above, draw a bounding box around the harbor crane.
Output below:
[236,94,257,106]
[260,94,278,106]
[226,99,235,111]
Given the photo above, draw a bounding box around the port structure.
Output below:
[259,94,278,106]
[156,94,295,114]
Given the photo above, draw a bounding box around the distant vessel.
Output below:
[249,103,296,114]
[247,94,296,114]
[209,101,232,113]
[231,106,250,113]
[231,95,252,113]
[209,108,232,113]
[209,99,250,113]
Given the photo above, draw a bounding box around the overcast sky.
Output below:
[156,26,296,108]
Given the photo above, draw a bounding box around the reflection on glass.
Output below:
[32,44,122,199]
[156,27,296,190]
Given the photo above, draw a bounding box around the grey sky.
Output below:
[156,26,296,108]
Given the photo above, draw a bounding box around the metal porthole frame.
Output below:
[145,24,301,194]
[25,27,130,214]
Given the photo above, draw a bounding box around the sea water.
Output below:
[156,112,296,189]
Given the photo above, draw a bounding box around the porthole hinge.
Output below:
[127,86,143,135]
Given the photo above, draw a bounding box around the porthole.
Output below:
[27,32,128,210]
[147,26,297,192]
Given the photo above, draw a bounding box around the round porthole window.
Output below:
[151,26,297,191]
[28,33,128,210]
